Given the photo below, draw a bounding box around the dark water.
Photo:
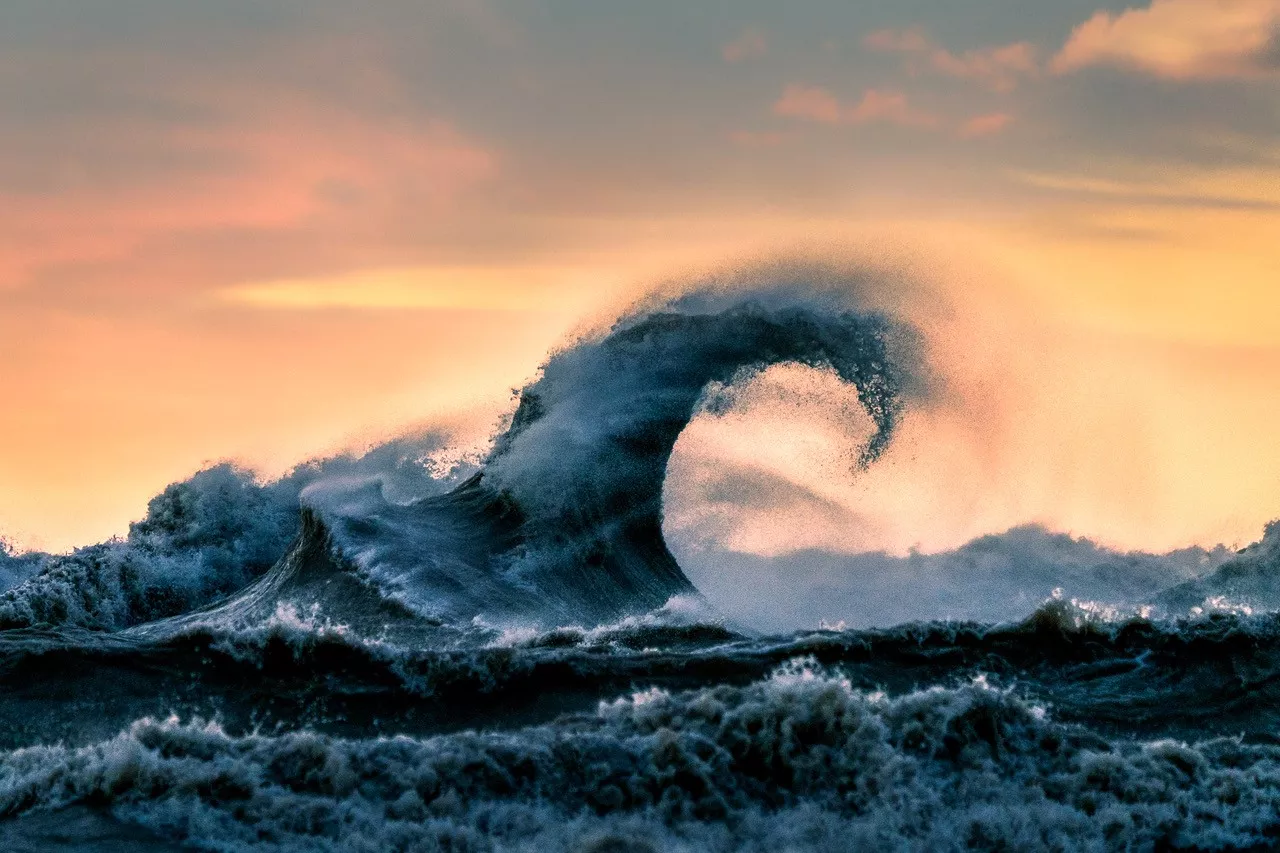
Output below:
[4,271,1280,851]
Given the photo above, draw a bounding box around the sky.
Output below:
[1,0,1278,555]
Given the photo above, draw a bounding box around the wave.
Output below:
[163,268,924,634]
[4,663,1280,852]
[0,465,302,630]
[0,428,474,631]
[1,268,922,634]
[1156,521,1280,616]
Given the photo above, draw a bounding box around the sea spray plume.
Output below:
[312,262,928,627]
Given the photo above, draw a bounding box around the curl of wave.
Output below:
[304,267,922,628]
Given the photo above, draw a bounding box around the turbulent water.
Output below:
[5,269,1280,851]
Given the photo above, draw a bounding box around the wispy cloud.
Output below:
[864,27,1038,92]
[1053,0,1280,79]
[773,85,939,128]
[773,85,844,123]
[959,112,1015,139]
[722,27,768,63]
[219,266,604,311]
[847,89,940,127]
[772,86,1015,139]
[1011,164,1280,209]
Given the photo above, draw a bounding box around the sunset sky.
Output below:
[2,0,1279,555]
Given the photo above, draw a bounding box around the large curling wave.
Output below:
[289,270,923,628]
[0,266,923,633]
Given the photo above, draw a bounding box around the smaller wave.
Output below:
[1157,521,1280,616]
[0,465,301,631]
[0,428,476,632]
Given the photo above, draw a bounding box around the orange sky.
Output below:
[1,0,1278,555]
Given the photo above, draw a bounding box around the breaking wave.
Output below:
[4,266,923,635]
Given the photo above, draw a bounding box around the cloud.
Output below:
[220,266,606,311]
[959,112,1015,139]
[1053,0,1280,79]
[773,85,844,123]
[864,27,1038,92]
[773,85,939,128]
[722,27,768,63]
[847,89,940,127]
[1010,165,1280,209]
[0,44,497,292]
